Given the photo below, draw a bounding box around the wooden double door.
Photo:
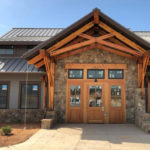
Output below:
[67,80,125,123]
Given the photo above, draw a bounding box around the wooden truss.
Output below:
[27,10,150,110]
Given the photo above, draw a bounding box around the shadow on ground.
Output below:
[53,123,150,144]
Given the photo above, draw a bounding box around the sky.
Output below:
[0,0,150,37]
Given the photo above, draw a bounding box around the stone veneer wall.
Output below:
[54,48,138,123]
[0,109,44,123]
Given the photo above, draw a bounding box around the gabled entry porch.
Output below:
[23,8,150,125]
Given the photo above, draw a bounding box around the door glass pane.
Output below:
[111,85,122,107]
[70,85,80,106]
[89,85,102,107]
[96,86,102,107]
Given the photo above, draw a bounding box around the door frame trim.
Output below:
[65,64,126,123]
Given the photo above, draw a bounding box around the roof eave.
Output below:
[0,41,42,45]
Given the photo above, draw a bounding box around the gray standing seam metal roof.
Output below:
[0,58,45,73]
[0,28,150,43]
[0,28,64,42]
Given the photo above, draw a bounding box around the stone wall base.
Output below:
[0,109,44,123]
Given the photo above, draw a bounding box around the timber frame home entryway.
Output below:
[22,8,150,126]
[66,64,126,123]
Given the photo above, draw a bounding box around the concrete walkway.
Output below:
[1,124,150,150]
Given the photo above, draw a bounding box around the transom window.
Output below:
[0,83,9,109]
[0,45,14,55]
[68,69,83,79]
[87,69,104,79]
[20,83,40,109]
[108,69,123,79]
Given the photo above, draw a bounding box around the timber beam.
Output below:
[47,22,94,53]
[98,22,146,54]
[40,50,55,110]
[93,9,100,24]
[50,33,142,57]
[28,54,43,65]
[40,76,48,110]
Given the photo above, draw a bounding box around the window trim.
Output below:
[19,81,41,109]
[0,81,10,109]
[68,69,83,79]
[108,69,124,79]
[87,69,105,79]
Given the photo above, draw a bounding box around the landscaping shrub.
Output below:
[0,126,12,136]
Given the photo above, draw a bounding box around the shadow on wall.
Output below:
[53,123,150,144]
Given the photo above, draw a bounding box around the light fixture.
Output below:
[95,78,98,82]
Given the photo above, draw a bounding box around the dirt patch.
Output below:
[0,123,40,147]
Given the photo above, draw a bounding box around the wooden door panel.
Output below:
[109,83,125,123]
[67,81,83,123]
[110,110,123,123]
[69,109,82,123]
[87,84,104,123]
[88,110,104,123]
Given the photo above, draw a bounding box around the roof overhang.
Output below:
[22,8,150,60]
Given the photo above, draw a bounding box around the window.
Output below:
[111,85,122,107]
[87,69,104,79]
[0,45,14,55]
[20,83,40,109]
[0,83,9,109]
[68,69,83,79]
[89,85,102,107]
[108,69,123,79]
[70,85,80,106]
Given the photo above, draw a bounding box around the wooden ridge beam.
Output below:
[93,9,99,24]
[98,22,146,54]
[47,22,94,53]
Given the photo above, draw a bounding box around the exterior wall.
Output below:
[13,45,27,57]
[0,73,44,123]
[54,48,138,123]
